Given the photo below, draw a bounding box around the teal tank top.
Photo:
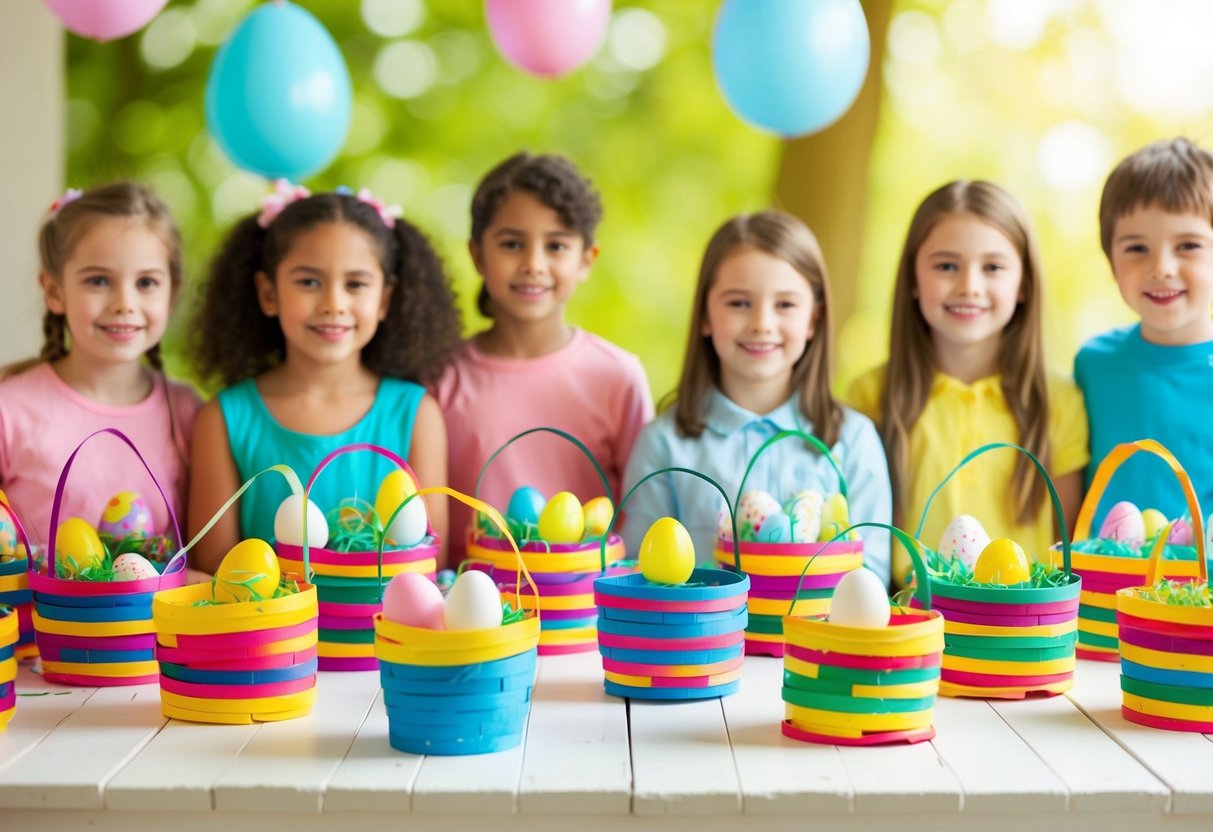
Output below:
[217,377,425,544]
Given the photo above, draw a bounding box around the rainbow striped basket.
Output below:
[275,444,439,671]
[914,443,1081,699]
[713,430,863,657]
[152,465,319,723]
[0,495,37,660]
[31,429,187,686]
[782,524,944,746]
[466,428,631,655]
[0,604,17,729]
[375,488,541,754]
[1048,440,1207,662]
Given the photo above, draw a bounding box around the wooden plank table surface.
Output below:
[2,649,1212,832]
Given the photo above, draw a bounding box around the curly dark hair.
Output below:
[469,152,603,317]
[189,192,461,390]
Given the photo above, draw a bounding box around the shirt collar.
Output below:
[931,372,1003,399]
[703,388,803,436]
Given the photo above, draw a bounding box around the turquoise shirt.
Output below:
[217,377,425,543]
[621,390,893,586]
[1075,323,1213,528]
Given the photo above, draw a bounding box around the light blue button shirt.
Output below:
[621,389,893,586]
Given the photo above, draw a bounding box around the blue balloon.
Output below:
[712,0,870,138]
[205,2,351,180]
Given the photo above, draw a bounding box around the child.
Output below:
[849,181,1087,587]
[0,183,199,549]
[433,152,653,563]
[623,211,892,585]
[188,184,461,572]
[1077,138,1213,525]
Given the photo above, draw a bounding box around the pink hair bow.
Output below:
[355,187,403,229]
[257,179,311,228]
[48,188,84,218]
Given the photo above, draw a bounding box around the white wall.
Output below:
[0,6,62,364]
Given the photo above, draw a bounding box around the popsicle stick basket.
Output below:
[0,495,38,660]
[712,430,863,657]
[152,465,319,724]
[782,524,943,746]
[594,468,750,700]
[274,444,438,671]
[374,488,540,755]
[1047,440,1207,661]
[0,604,17,729]
[465,428,631,655]
[911,443,1081,699]
[1115,494,1213,731]
[31,428,187,686]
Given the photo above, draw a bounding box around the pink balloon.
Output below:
[485,0,612,78]
[44,0,169,43]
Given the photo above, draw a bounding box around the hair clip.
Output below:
[354,187,403,229]
[48,188,84,218]
[256,179,311,228]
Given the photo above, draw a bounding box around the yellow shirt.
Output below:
[848,366,1088,587]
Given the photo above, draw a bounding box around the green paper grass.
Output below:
[55,531,178,582]
[1073,534,1200,561]
[923,546,1071,589]
[1132,580,1213,607]
[323,498,430,553]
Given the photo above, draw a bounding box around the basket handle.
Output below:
[472,426,614,507]
[601,466,739,573]
[913,441,1071,575]
[177,464,306,575]
[304,442,433,537]
[1074,439,1205,547]
[46,427,184,578]
[788,522,933,614]
[0,495,33,560]
[1144,519,1207,585]
[733,429,848,509]
[378,487,539,619]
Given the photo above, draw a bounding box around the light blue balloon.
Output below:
[205,2,351,180]
[712,0,870,138]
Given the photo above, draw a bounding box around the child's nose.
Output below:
[1150,250,1176,279]
[522,244,547,274]
[958,264,984,294]
[111,284,136,314]
[321,284,346,314]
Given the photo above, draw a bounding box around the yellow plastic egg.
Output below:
[583,496,614,537]
[56,517,106,577]
[375,469,417,527]
[1141,508,1168,541]
[537,491,585,543]
[213,539,281,603]
[973,538,1030,585]
[639,517,695,585]
[822,492,849,527]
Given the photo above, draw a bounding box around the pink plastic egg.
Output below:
[382,572,445,629]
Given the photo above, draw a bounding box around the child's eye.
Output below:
[83,274,109,287]
[726,299,750,309]
[777,300,799,309]
[547,241,569,253]
[983,263,1005,274]
[136,276,160,290]
[295,277,321,288]
[346,280,369,291]
[499,240,523,251]
[1124,244,1147,255]
[1179,241,1203,252]
[934,262,957,273]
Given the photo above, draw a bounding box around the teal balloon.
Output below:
[205,2,351,180]
[712,0,870,138]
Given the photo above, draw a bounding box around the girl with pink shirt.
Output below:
[0,183,200,549]
[433,153,654,564]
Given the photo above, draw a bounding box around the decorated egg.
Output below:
[1141,508,1168,541]
[56,517,106,577]
[507,486,546,525]
[717,502,737,541]
[822,492,849,528]
[98,491,152,538]
[938,514,991,569]
[784,489,823,543]
[582,496,614,537]
[829,568,891,628]
[0,502,15,555]
[273,494,330,548]
[112,552,159,581]
[756,512,793,543]
[1099,501,1145,548]
[382,572,445,629]
[537,491,584,543]
[736,490,782,541]
[443,570,503,630]
[213,539,280,603]
[1169,517,1194,546]
[639,517,695,585]
[974,538,1030,585]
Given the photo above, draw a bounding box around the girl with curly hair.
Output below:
[432,153,653,563]
[188,185,461,572]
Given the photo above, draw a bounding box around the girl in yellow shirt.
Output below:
[849,181,1088,587]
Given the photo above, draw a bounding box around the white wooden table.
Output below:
[2,651,1211,832]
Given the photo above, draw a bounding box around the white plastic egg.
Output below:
[273,494,329,548]
[829,568,891,629]
[938,514,991,569]
[443,570,503,630]
[384,496,428,548]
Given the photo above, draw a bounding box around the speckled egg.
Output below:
[938,514,991,569]
[784,490,823,543]
[737,490,782,542]
[112,552,159,581]
[98,491,152,538]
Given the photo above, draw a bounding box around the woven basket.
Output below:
[711,430,863,656]
[152,464,318,723]
[31,429,187,686]
[782,524,943,746]
[0,604,17,729]
[0,495,37,660]
[1047,440,1206,661]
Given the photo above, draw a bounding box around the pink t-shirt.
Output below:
[432,329,654,563]
[0,362,201,548]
